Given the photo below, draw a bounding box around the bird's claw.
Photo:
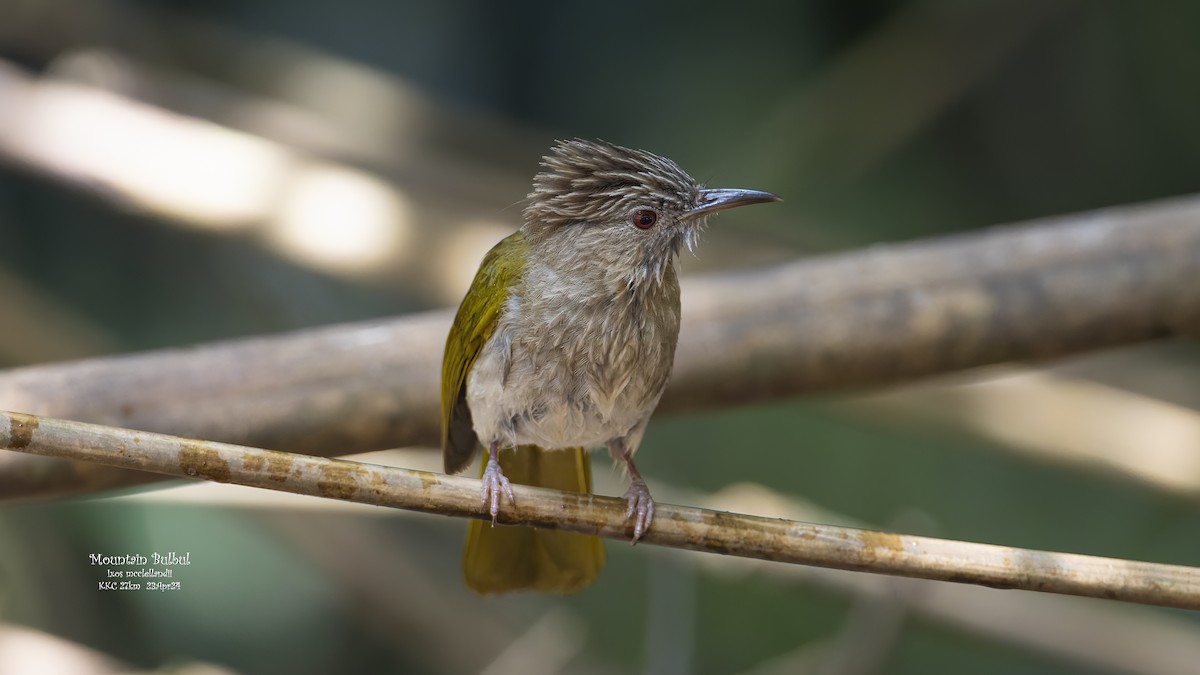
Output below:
[480,457,515,525]
[623,478,655,544]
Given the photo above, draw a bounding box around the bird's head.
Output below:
[522,139,779,289]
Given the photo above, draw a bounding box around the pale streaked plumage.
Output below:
[443,138,780,556]
[467,139,704,461]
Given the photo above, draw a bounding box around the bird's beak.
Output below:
[684,188,782,220]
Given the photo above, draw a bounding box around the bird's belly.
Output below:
[505,400,635,450]
[465,335,661,450]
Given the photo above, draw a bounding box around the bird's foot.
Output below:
[622,478,655,544]
[480,455,515,524]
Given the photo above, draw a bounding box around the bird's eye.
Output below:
[632,209,658,229]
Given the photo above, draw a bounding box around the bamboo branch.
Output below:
[0,195,1198,499]
[2,410,1198,610]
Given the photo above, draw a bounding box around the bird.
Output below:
[441,139,780,594]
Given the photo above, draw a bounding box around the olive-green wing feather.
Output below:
[441,231,527,474]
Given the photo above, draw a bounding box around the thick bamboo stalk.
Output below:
[0,195,1198,499]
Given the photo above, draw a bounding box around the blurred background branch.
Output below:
[0,195,1196,500]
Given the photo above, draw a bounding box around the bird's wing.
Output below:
[441,230,527,473]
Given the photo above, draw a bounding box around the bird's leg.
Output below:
[480,440,515,524]
[609,439,654,543]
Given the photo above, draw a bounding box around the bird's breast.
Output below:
[465,268,681,450]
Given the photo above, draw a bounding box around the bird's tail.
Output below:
[463,445,605,594]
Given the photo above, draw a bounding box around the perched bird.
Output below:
[441,139,780,594]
